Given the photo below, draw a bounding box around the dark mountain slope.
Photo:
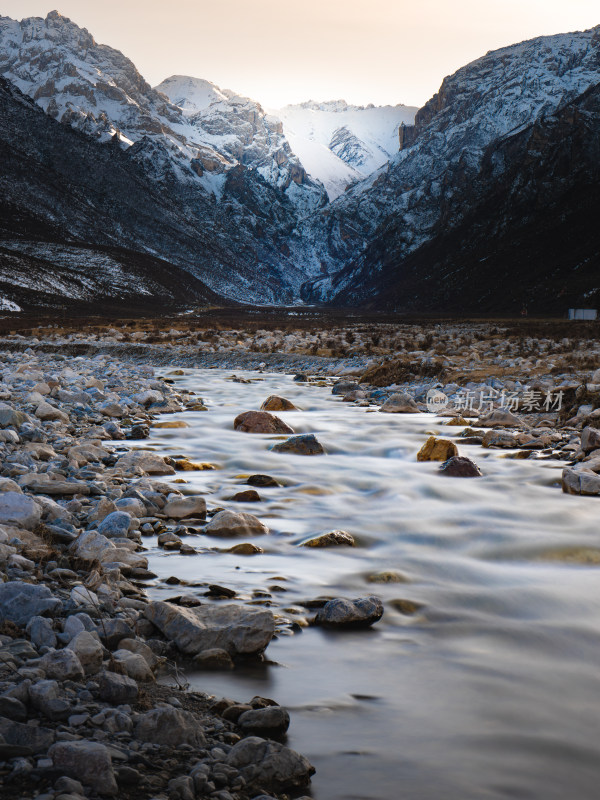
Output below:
[332,83,600,315]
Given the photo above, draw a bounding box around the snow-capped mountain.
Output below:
[299,25,600,301]
[0,10,328,302]
[271,100,417,199]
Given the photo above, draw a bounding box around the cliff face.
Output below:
[332,82,600,314]
[298,26,600,302]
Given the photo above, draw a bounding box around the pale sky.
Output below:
[2,1,600,108]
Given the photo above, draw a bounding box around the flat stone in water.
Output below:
[314,596,384,629]
[271,434,325,455]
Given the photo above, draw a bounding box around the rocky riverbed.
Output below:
[0,323,599,800]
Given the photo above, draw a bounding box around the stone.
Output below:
[55,776,84,795]
[144,601,275,656]
[234,411,294,434]
[18,473,90,496]
[98,401,125,418]
[35,401,69,422]
[163,496,207,520]
[230,489,261,502]
[175,459,216,471]
[0,581,61,626]
[111,649,154,681]
[0,404,29,428]
[416,436,459,461]
[332,380,359,396]
[204,509,269,538]
[26,616,57,649]
[72,530,115,561]
[118,638,161,672]
[168,775,195,800]
[271,434,325,455]
[562,468,600,496]
[227,542,264,555]
[581,427,600,453]
[226,736,314,792]
[29,680,71,720]
[482,430,520,448]
[247,474,280,487]
[260,396,298,411]
[0,716,54,754]
[115,451,175,475]
[477,409,524,428]
[0,491,41,529]
[49,740,118,796]
[0,695,27,721]
[302,530,355,547]
[380,393,419,413]
[97,670,138,703]
[0,477,21,493]
[135,706,205,747]
[439,456,483,478]
[70,631,103,675]
[95,618,135,649]
[41,649,85,681]
[238,706,290,736]
[314,596,384,628]
[192,648,235,670]
[97,511,133,538]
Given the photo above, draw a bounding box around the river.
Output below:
[142,368,600,800]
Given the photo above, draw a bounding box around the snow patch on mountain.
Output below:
[271,100,418,199]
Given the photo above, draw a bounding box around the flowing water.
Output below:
[142,368,600,800]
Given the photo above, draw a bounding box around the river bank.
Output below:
[0,325,599,799]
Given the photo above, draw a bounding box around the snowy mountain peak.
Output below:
[156,75,230,115]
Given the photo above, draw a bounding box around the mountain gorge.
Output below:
[0,10,599,314]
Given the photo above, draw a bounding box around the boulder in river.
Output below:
[439,456,483,478]
[163,496,207,519]
[246,474,281,487]
[314,596,384,628]
[271,434,325,455]
[302,530,355,547]
[144,600,275,656]
[261,396,298,411]
[581,426,600,453]
[380,393,419,413]
[562,467,600,496]
[234,411,294,434]
[482,430,520,448]
[417,436,458,462]
[204,509,269,537]
[332,380,359,396]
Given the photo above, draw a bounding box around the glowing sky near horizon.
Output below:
[2,0,600,107]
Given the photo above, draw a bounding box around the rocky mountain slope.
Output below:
[333,82,600,314]
[299,26,600,302]
[0,76,230,313]
[269,100,417,200]
[0,11,325,303]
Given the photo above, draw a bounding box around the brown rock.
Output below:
[439,456,482,477]
[234,411,294,434]
[417,436,458,462]
[260,396,298,411]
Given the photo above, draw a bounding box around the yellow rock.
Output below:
[445,417,468,426]
[227,543,264,555]
[260,395,298,411]
[153,420,189,429]
[175,459,217,471]
[302,530,355,548]
[417,436,458,462]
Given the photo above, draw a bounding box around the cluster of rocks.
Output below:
[329,368,600,491]
[0,351,316,799]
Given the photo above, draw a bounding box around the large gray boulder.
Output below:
[0,581,61,626]
[226,736,314,792]
[49,740,118,795]
[0,492,41,529]
[562,467,600,496]
[581,426,600,453]
[144,601,275,656]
